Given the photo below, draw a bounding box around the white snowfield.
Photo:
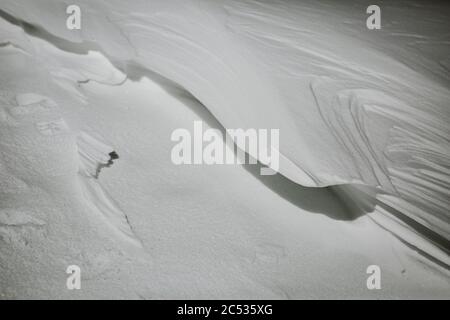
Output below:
[0,0,449,299]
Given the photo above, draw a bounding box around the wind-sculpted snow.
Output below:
[0,0,449,298]
[311,81,450,242]
[76,131,140,245]
[2,0,450,254]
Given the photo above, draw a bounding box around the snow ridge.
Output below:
[0,0,448,267]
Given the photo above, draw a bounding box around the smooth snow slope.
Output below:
[0,0,449,298]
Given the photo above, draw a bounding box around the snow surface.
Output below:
[0,0,449,299]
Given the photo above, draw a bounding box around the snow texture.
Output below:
[0,0,449,299]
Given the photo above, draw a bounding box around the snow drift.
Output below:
[0,0,449,298]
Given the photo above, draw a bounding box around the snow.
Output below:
[0,0,449,299]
